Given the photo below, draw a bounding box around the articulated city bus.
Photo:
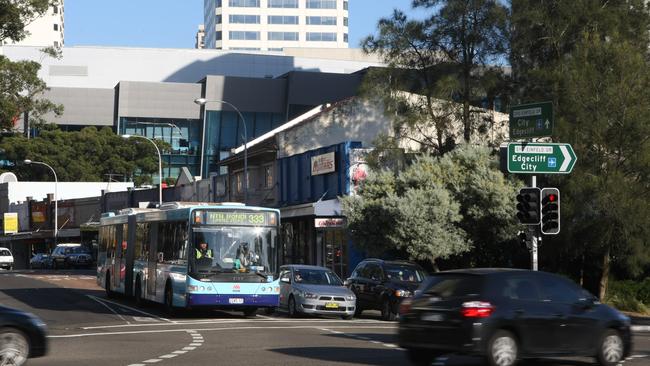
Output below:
[97,202,281,316]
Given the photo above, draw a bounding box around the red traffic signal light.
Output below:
[541,188,560,235]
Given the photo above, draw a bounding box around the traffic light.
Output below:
[541,188,560,235]
[518,230,530,250]
[516,187,540,225]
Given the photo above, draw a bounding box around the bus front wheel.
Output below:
[243,307,258,318]
[134,276,145,307]
[164,283,176,317]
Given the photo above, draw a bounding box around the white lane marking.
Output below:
[172,351,187,355]
[50,325,395,339]
[86,295,173,324]
[158,355,177,359]
[81,317,386,330]
[130,330,202,366]
[319,328,403,352]
[383,344,398,348]
[143,359,162,363]
[127,364,146,366]
[87,295,131,325]
[370,341,381,344]
[133,317,162,323]
[189,343,202,346]
[182,347,196,351]
[631,325,650,332]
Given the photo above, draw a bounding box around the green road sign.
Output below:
[507,143,577,174]
[510,101,553,139]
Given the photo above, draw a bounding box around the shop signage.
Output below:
[3,213,17,234]
[31,202,47,224]
[311,152,336,176]
[315,218,345,228]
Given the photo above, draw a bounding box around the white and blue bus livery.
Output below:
[97,202,281,316]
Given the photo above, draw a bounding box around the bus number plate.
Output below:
[229,298,244,304]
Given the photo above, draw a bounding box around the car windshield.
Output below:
[293,269,343,286]
[72,247,91,254]
[190,226,278,275]
[384,264,426,283]
[0,250,10,256]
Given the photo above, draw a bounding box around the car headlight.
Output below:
[346,295,355,301]
[27,314,47,329]
[296,290,317,299]
[395,289,412,298]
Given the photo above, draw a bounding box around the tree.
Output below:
[0,126,169,186]
[342,145,520,269]
[0,0,62,131]
[362,0,510,154]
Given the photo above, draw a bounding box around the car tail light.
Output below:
[399,298,413,315]
[461,301,494,318]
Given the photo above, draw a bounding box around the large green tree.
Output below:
[0,126,168,186]
[0,0,62,130]
[343,145,520,269]
[511,0,650,299]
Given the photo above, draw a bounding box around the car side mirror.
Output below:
[343,279,350,286]
[281,277,291,284]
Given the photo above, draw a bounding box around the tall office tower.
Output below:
[3,1,65,47]
[196,25,206,49]
[203,0,349,51]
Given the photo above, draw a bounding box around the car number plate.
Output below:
[422,313,444,322]
[325,302,339,309]
[229,298,244,304]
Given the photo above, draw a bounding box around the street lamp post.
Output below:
[122,135,163,207]
[24,159,58,244]
[193,98,248,204]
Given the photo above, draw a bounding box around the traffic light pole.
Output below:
[531,175,539,271]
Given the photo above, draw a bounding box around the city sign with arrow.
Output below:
[507,143,577,174]
[510,101,553,139]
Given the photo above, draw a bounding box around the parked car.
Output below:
[398,268,633,366]
[65,246,93,268]
[278,265,356,319]
[0,305,48,365]
[0,247,14,270]
[29,253,52,269]
[50,243,81,269]
[346,259,427,321]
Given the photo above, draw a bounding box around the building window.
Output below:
[53,24,58,31]
[53,41,59,47]
[229,14,260,24]
[344,33,348,42]
[229,31,260,40]
[268,15,298,25]
[235,172,249,193]
[306,32,337,42]
[344,17,348,27]
[268,32,299,41]
[306,16,337,25]
[264,166,274,188]
[344,1,348,10]
[53,6,58,13]
[268,0,298,8]
[216,31,222,41]
[229,0,260,7]
[306,0,336,9]
[216,15,222,24]
[216,0,222,7]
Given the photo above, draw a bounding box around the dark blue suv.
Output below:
[398,268,632,366]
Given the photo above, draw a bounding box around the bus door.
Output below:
[113,224,126,291]
[147,222,159,297]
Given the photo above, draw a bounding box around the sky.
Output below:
[64,0,428,49]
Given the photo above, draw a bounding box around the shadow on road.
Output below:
[322,332,397,344]
[270,347,405,365]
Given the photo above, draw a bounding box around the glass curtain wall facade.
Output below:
[203,110,285,176]
[120,118,202,179]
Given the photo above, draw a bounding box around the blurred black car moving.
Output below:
[0,305,48,365]
[346,259,427,321]
[398,269,632,366]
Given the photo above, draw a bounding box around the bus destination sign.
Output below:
[196,210,277,226]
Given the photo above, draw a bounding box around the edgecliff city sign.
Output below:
[507,143,577,174]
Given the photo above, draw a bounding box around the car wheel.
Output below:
[134,277,144,307]
[381,298,396,321]
[487,330,519,366]
[596,329,624,366]
[243,307,258,318]
[0,327,29,366]
[406,348,438,366]
[288,296,300,318]
[354,299,363,317]
[164,283,176,317]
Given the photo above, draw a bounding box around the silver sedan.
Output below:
[278,265,356,319]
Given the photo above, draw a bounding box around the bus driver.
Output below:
[195,241,213,260]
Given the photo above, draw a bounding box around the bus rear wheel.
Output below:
[134,277,145,307]
[105,272,114,298]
